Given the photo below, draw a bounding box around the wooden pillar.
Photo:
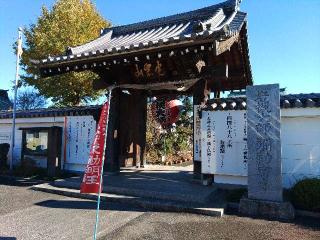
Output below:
[118,89,147,167]
[193,79,210,179]
[47,127,62,177]
[104,88,121,172]
[134,90,147,167]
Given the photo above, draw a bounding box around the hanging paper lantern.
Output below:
[151,99,183,128]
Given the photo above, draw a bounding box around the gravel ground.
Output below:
[104,212,320,240]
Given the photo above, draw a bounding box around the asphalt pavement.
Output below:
[0,177,145,240]
[0,176,319,240]
[104,212,320,240]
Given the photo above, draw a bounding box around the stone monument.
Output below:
[239,84,295,220]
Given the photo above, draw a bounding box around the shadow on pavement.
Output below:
[0,237,16,240]
[293,216,320,231]
[0,176,44,187]
[35,199,146,212]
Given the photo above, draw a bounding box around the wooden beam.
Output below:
[213,34,240,56]
[193,79,210,179]
[38,39,216,71]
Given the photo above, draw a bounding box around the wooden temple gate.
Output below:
[34,0,252,177]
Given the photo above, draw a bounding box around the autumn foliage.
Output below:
[20,0,110,106]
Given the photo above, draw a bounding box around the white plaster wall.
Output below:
[214,175,247,186]
[281,108,320,188]
[209,108,320,188]
[0,117,64,168]
[0,117,64,166]
[0,115,96,172]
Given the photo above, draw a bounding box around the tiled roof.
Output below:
[1,93,318,119]
[35,0,246,65]
[0,105,101,119]
[204,93,320,111]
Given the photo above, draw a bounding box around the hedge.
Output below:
[291,178,320,212]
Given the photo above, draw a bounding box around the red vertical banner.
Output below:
[80,102,109,194]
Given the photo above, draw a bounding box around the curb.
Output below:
[32,183,224,217]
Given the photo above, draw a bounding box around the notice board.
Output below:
[201,110,248,176]
[65,116,96,165]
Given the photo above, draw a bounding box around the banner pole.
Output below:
[10,27,23,172]
[93,88,113,240]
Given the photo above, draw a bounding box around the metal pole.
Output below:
[164,136,166,158]
[93,88,113,240]
[10,27,23,172]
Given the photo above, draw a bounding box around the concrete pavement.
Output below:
[33,165,225,217]
[54,165,214,204]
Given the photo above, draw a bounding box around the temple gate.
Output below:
[33,0,252,178]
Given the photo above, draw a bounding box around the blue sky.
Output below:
[0,0,319,94]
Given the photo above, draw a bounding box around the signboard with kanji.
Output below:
[201,110,248,176]
[193,105,201,161]
[65,116,96,165]
[201,111,216,174]
[81,102,109,193]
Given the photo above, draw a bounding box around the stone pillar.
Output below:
[193,79,210,180]
[239,84,295,220]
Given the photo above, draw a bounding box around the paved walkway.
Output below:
[35,165,225,216]
[55,165,217,204]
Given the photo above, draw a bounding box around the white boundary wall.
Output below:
[196,107,320,188]
[0,115,96,172]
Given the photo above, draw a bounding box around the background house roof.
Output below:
[0,90,12,111]
[0,105,101,119]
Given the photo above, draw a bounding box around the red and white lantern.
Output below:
[151,99,183,128]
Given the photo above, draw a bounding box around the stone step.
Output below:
[32,183,225,217]
[53,177,217,204]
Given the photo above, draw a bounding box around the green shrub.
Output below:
[291,178,320,212]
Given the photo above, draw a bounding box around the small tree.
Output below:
[177,96,193,127]
[14,89,47,110]
[20,0,110,106]
[146,96,193,164]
